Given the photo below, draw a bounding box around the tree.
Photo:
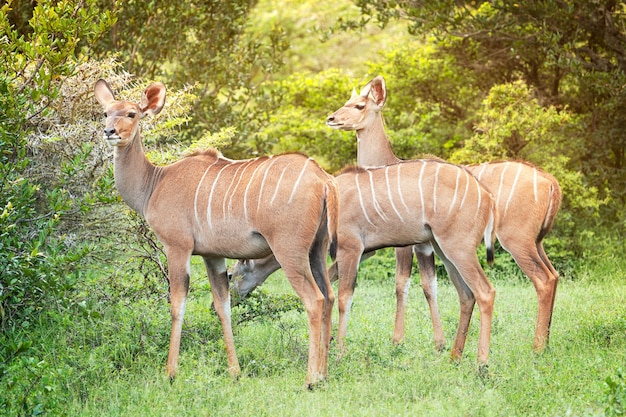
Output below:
[91,0,289,159]
[347,0,625,235]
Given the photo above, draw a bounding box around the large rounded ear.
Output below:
[369,76,387,108]
[140,82,166,116]
[94,79,116,107]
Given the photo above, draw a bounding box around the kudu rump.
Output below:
[234,161,498,368]
[327,75,562,352]
[94,79,339,387]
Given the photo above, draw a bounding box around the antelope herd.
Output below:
[95,75,561,387]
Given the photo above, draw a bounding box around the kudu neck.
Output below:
[356,113,400,168]
[113,132,159,216]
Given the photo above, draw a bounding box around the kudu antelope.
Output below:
[326,75,562,352]
[234,161,498,368]
[94,79,339,388]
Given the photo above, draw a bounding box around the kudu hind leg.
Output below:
[203,257,241,377]
[538,241,559,345]
[433,242,495,366]
[414,243,446,351]
[308,222,334,380]
[278,254,327,387]
[445,254,495,367]
[443,263,476,362]
[507,242,558,352]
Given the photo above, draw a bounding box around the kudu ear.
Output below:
[369,76,387,108]
[359,81,372,99]
[94,79,116,107]
[140,82,166,116]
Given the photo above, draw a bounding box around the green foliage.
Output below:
[1,0,114,121]
[89,0,292,160]
[232,288,304,326]
[367,42,482,159]
[606,369,626,417]
[449,80,605,245]
[0,3,116,414]
[1,0,625,412]
[256,70,361,172]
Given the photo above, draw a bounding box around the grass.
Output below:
[3,254,625,416]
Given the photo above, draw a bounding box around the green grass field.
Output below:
[21,252,616,416]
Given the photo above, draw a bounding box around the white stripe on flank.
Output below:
[433,164,441,213]
[256,156,278,213]
[227,160,253,216]
[397,164,410,212]
[475,178,482,217]
[448,169,461,214]
[495,162,510,211]
[206,164,230,230]
[288,158,311,204]
[270,163,290,205]
[355,173,374,225]
[243,159,268,222]
[221,162,246,219]
[418,161,427,222]
[385,166,404,222]
[368,170,388,222]
[459,171,470,210]
[533,168,538,202]
[476,163,488,180]
[504,163,523,216]
[193,159,219,227]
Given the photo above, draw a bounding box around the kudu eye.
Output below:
[103,112,108,118]
[127,112,136,118]
[355,104,365,110]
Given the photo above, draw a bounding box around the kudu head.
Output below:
[326,75,387,131]
[94,79,166,147]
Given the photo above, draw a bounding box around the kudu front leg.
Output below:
[165,249,192,379]
[392,246,413,345]
[204,257,241,378]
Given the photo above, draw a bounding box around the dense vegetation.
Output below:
[1,0,624,415]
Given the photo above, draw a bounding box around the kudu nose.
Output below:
[326,115,335,123]
[104,128,116,137]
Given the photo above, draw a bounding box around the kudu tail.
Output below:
[485,201,497,265]
[537,180,562,242]
[309,179,340,300]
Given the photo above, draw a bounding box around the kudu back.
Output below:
[94,79,338,388]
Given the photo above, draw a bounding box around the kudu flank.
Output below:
[327,75,562,352]
[94,79,339,388]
